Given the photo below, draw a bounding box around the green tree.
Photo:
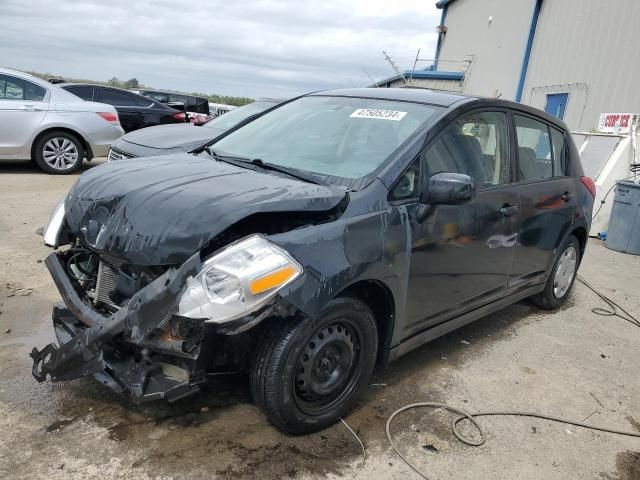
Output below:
[124,78,139,89]
[107,77,120,87]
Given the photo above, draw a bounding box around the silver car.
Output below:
[0,67,124,174]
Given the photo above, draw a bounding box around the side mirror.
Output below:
[419,172,476,205]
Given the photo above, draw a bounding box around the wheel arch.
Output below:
[337,279,395,365]
[571,225,587,261]
[31,127,92,161]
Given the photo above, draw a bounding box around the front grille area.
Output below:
[95,257,121,306]
[107,147,136,162]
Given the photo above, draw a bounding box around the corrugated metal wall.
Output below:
[439,0,534,99]
[523,0,640,130]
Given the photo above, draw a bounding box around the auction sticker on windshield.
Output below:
[350,109,407,121]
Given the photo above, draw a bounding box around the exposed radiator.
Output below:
[95,258,121,306]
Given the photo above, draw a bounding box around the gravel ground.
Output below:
[0,158,639,480]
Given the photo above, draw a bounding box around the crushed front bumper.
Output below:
[30,250,207,402]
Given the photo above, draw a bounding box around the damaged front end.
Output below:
[31,247,212,401]
[30,155,349,402]
[31,224,304,403]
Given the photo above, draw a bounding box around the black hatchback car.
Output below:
[32,88,594,434]
[60,83,186,133]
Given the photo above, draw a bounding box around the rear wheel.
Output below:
[530,235,580,310]
[250,297,378,433]
[33,131,84,174]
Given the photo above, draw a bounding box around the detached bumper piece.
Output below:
[30,251,207,403]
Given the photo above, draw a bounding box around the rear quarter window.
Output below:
[550,127,568,176]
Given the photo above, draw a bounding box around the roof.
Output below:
[311,87,469,107]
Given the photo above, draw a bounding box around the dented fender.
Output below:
[268,179,412,350]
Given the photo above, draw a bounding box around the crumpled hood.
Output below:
[64,154,347,265]
[121,123,223,149]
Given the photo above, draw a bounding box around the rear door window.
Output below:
[97,88,151,107]
[0,75,46,101]
[514,115,554,180]
[0,75,24,100]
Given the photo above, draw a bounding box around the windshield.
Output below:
[211,96,439,182]
[205,101,276,130]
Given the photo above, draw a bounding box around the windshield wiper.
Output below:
[204,147,322,185]
[249,158,322,185]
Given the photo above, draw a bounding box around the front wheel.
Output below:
[250,297,378,433]
[530,235,580,310]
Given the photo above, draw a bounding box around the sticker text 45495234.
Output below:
[350,109,407,121]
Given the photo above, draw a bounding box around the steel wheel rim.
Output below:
[553,245,577,298]
[293,321,361,416]
[43,137,78,170]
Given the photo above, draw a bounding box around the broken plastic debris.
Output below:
[422,444,439,453]
[460,340,470,345]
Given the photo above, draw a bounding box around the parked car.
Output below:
[131,89,210,125]
[209,102,236,117]
[0,67,123,174]
[107,98,283,160]
[32,88,594,433]
[60,84,186,133]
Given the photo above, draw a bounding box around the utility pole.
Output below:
[382,51,406,84]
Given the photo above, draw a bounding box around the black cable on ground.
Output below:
[386,402,640,480]
[384,277,639,479]
[576,275,640,328]
[591,174,636,220]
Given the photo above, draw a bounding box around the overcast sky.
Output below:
[1,0,439,98]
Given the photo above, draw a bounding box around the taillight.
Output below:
[97,112,119,125]
[581,176,596,197]
[173,112,186,121]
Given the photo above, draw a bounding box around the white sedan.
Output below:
[0,67,124,174]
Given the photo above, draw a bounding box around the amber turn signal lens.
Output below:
[249,266,297,295]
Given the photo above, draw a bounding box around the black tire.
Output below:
[33,131,84,174]
[250,297,378,434]
[530,235,580,310]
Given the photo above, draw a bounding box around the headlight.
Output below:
[43,196,66,247]
[178,235,302,323]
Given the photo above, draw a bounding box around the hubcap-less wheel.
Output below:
[553,245,577,298]
[294,322,359,415]
[42,137,79,171]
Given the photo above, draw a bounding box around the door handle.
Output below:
[561,191,574,202]
[19,105,43,111]
[498,204,519,217]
